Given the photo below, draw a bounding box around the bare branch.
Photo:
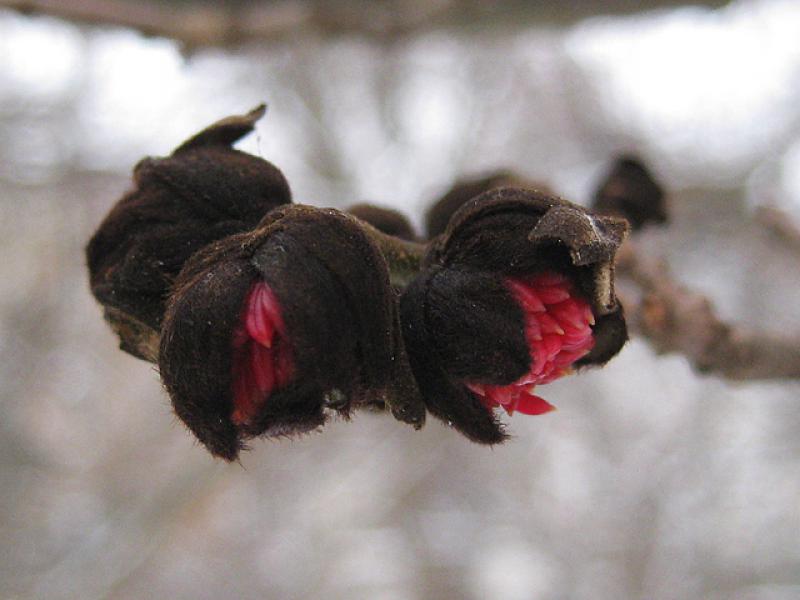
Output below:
[0,0,460,46]
[755,205,800,253]
[0,0,313,47]
[0,0,730,47]
[617,241,800,380]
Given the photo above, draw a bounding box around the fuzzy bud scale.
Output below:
[467,272,595,416]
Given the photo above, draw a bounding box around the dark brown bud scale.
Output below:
[87,105,291,359]
[159,205,424,460]
[591,155,667,230]
[347,203,417,241]
[425,170,553,239]
[403,188,630,443]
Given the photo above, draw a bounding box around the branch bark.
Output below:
[755,205,800,253]
[360,221,426,288]
[0,0,730,47]
[617,240,800,380]
[0,0,313,47]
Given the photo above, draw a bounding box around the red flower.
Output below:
[467,272,595,416]
[231,282,295,426]
[400,187,628,445]
[159,205,424,460]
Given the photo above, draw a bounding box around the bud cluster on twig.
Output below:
[87,106,630,460]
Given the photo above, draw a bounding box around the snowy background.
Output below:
[1,1,800,598]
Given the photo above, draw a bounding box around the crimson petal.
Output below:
[515,392,556,415]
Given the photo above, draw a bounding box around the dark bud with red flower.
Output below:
[591,155,666,231]
[401,188,629,443]
[159,205,425,460]
[86,105,291,361]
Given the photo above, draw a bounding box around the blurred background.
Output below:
[1,0,800,598]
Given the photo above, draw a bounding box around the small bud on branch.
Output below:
[87,105,290,359]
[401,188,629,443]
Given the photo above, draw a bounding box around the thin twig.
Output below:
[755,205,800,253]
[0,0,448,46]
[0,0,731,47]
[356,219,426,288]
[617,241,800,380]
[0,0,312,47]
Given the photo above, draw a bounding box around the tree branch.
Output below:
[0,0,730,47]
[0,0,313,47]
[359,220,426,288]
[617,241,800,380]
[755,205,800,253]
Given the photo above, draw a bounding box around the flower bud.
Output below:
[159,205,424,460]
[347,203,417,241]
[591,155,666,230]
[402,188,629,443]
[86,105,290,360]
[425,171,552,239]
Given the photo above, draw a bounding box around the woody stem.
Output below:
[357,221,427,288]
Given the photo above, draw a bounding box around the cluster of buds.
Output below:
[87,106,631,460]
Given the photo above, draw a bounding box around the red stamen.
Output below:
[515,392,556,415]
[538,313,564,335]
[259,285,287,335]
[536,286,571,305]
[273,339,295,387]
[467,271,595,417]
[250,342,275,392]
[231,282,294,426]
[507,280,546,313]
[529,272,568,287]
